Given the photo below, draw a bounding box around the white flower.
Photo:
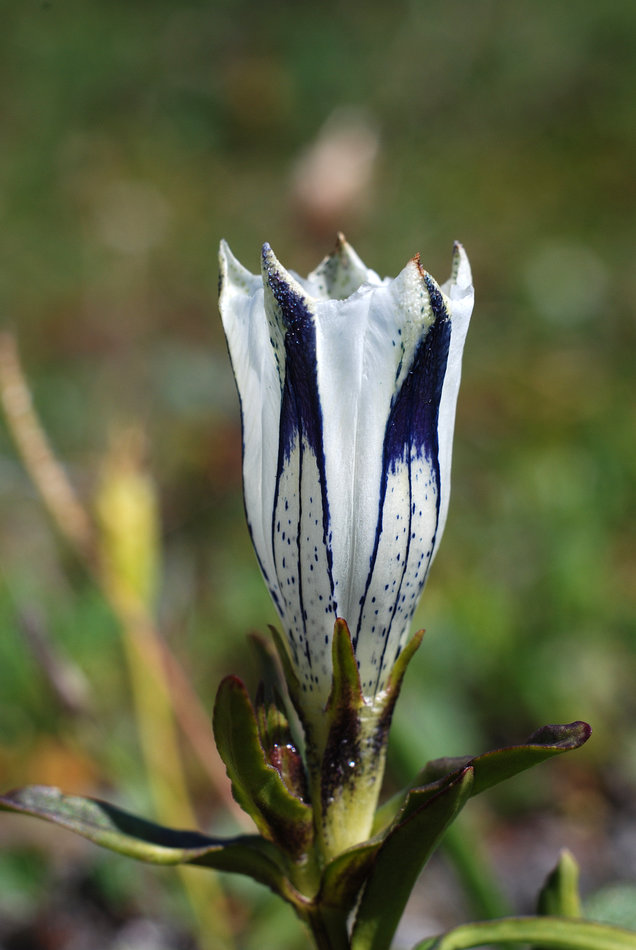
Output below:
[219,236,473,713]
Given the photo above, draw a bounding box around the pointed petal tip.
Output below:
[332,232,361,262]
[406,252,430,284]
[218,239,234,283]
[405,253,441,291]
[217,239,232,298]
[449,241,473,293]
[260,242,312,312]
[332,231,353,260]
[218,237,229,270]
[404,253,445,298]
[261,242,286,290]
[218,240,261,301]
[261,241,282,275]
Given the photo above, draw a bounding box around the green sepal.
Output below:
[319,618,364,796]
[249,631,288,700]
[0,785,295,900]
[381,628,425,713]
[268,624,312,739]
[254,683,310,807]
[374,721,591,834]
[351,767,475,950]
[254,684,290,747]
[212,675,313,858]
[327,617,365,715]
[412,915,636,950]
[537,849,583,918]
[250,632,309,804]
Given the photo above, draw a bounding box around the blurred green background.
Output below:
[1,0,635,947]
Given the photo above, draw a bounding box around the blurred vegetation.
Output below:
[0,0,635,947]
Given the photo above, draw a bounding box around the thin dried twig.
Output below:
[0,332,94,559]
[0,330,245,826]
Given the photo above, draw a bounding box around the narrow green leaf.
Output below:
[0,785,293,898]
[411,915,636,950]
[212,675,313,856]
[421,722,591,796]
[375,721,591,833]
[351,768,474,950]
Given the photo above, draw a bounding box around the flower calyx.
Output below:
[212,674,314,867]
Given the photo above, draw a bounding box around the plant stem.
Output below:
[303,905,351,950]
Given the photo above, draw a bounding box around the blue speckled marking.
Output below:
[355,277,452,687]
[264,246,335,670]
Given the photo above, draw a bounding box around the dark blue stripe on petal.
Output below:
[384,276,451,474]
[264,247,324,462]
[356,279,452,662]
[263,248,335,662]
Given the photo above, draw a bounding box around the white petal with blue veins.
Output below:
[435,242,474,559]
[218,241,284,609]
[218,237,473,708]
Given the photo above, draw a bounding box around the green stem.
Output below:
[303,904,351,950]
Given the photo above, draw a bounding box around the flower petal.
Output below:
[301,233,383,300]
[315,259,450,694]
[435,242,474,557]
[218,238,473,709]
[262,244,337,700]
[218,241,284,612]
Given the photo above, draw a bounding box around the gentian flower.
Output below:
[219,236,473,717]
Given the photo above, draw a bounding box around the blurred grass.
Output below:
[1,0,635,947]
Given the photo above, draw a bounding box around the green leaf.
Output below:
[0,785,294,899]
[351,767,474,950]
[212,675,313,857]
[537,849,583,918]
[421,722,591,795]
[411,915,636,950]
[375,721,591,833]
